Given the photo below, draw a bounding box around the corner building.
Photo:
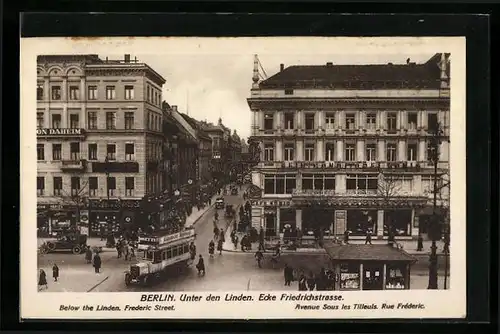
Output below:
[36,54,166,235]
[247,54,450,240]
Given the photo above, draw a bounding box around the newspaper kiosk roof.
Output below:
[323,243,417,263]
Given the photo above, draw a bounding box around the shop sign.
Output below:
[90,200,140,210]
[80,210,89,223]
[139,229,195,246]
[36,128,85,136]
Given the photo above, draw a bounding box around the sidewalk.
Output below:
[38,267,112,292]
[185,190,230,228]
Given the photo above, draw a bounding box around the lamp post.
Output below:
[427,122,444,290]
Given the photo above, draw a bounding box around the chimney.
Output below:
[105,57,108,62]
[124,54,131,63]
[280,63,284,72]
[252,54,260,89]
[172,105,178,112]
[406,58,410,64]
[134,56,137,63]
[326,62,333,67]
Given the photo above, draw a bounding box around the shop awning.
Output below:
[323,243,417,263]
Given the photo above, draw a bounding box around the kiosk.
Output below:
[323,243,417,291]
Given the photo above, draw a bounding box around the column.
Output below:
[382,264,387,289]
[44,77,50,100]
[296,139,304,161]
[317,110,324,129]
[380,110,387,129]
[296,173,302,191]
[406,265,411,290]
[356,140,364,161]
[259,142,265,162]
[296,209,302,230]
[62,105,68,128]
[258,111,264,130]
[377,140,385,161]
[359,263,364,290]
[421,110,428,129]
[377,210,384,237]
[358,110,365,130]
[80,77,86,124]
[297,110,302,129]
[418,140,426,161]
[62,77,68,101]
[400,110,407,130]
[336,140,344,161]
[411,208,419,237]
[276,207,280,236]
[414,175,422,195]
[339,110,346,129]
[316,139,324,161]
[398,140,406,161]
[336,174,346,193]
[275,139,283,161]
[440,141,449,161]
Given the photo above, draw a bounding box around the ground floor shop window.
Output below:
[363,263,384,290]
[279,209,296,232]
[384,209,412,236]
[385,264,406,289]
[264,212,276,237]
[340,263,360,290]
[346,210,378,236]
[302,207,333,237]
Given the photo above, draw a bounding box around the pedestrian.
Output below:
[443,234,450,254]
[124,242,130,261]
[38,269,48,290]
[307,271,316,291]
[255,250,264,268]
[284,264,293,286]
[128,243,135,260]
[52,263,59,282]
[85,248,93,264]
[417,234,424,251]
[208,197,212,206]
[233,235,239,250]
[220,229,225,243]
[217,238,223,255]
[189,242,197,260]
[116,241,122,258]
[240,235,247,252]
[298,274,307,291]
[343,230,350,244]
[93,252,102,274]
[258,227,265,251]
[213,226,219,241]
[214,211,219,221]
[208,240,215,258]
[196,255,205,275]
[365,230,372,245]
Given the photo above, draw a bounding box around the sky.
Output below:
[100,52,435,140]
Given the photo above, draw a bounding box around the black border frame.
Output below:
[2,8,494,333]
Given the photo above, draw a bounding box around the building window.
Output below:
[325,113,335,130]
[106,112,116,130]
[302,173,335,191]
[305,114,315,131]
[125,177,134,196]
[264,113,274,131]
[106,144,116,160]
[106,86,116,100]
[387,112,397,132]
[70,176,80,196]
[264,143,274,161]
[37,84,44,100]
[87,111,97,129]
[69,86,79,100]
[147,86,151,102]
[366,143,377,161]
[385,264,407,289]
[340,263,360,290]
[284,143,294,161]
[125,143,135,161]
[284,89,294,95]
[52,144,62,160]
[284,113,294,129]
[88,143,97,160]
[427,113,438,132]
[325,143,335,161]
[386,143,397,161]
[51,86,61,100]
[304,143,315,161]
[124,85,134,100]
[408,112,418,130]
[88,86,98,100]
[346,113,356,130]
[124,112,134,129]
[347,210,378,237]
[346,174,378,194]
[37,177,45,196]
[37,144,45,160]
[345,143,356,161]
[89,177,98,196]
[264,174,296,194]
[51,114,61,129]
[384,209,411,236]
[69,114,79,129]
[53,177,62,196]
[407,143,418,161]
[37,112,44,128]
[366,112,376,130]
[107,177,116,197]
[70,142,80,160]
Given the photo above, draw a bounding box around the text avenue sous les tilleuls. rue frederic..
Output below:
[59,294,425,312]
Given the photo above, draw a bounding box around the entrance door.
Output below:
[363,264,384,290]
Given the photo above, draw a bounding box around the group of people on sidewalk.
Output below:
[282,264,336,291]
[37,264,59,291]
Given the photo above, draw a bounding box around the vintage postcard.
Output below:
[20,36,466,319]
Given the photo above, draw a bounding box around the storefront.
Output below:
[324,243,417,291]
[89,199,141,237]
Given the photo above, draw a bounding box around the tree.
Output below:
[58,178,89,227]
[377,172,404,238]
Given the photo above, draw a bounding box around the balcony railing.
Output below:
[345,189,378,196]
[60,159,87,172]
[292,189,336,197]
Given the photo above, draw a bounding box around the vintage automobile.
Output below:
[215,197,225,209]
[124,228,196,286]
[39,232,89,254]
[224,204,236,218]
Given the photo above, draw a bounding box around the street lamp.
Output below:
[427,122,445,290]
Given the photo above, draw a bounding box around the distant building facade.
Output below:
[247,54,450,240]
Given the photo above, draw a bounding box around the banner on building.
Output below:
[334,210,347,235]
[251,207,262,229]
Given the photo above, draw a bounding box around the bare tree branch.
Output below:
[377,172,403,204]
